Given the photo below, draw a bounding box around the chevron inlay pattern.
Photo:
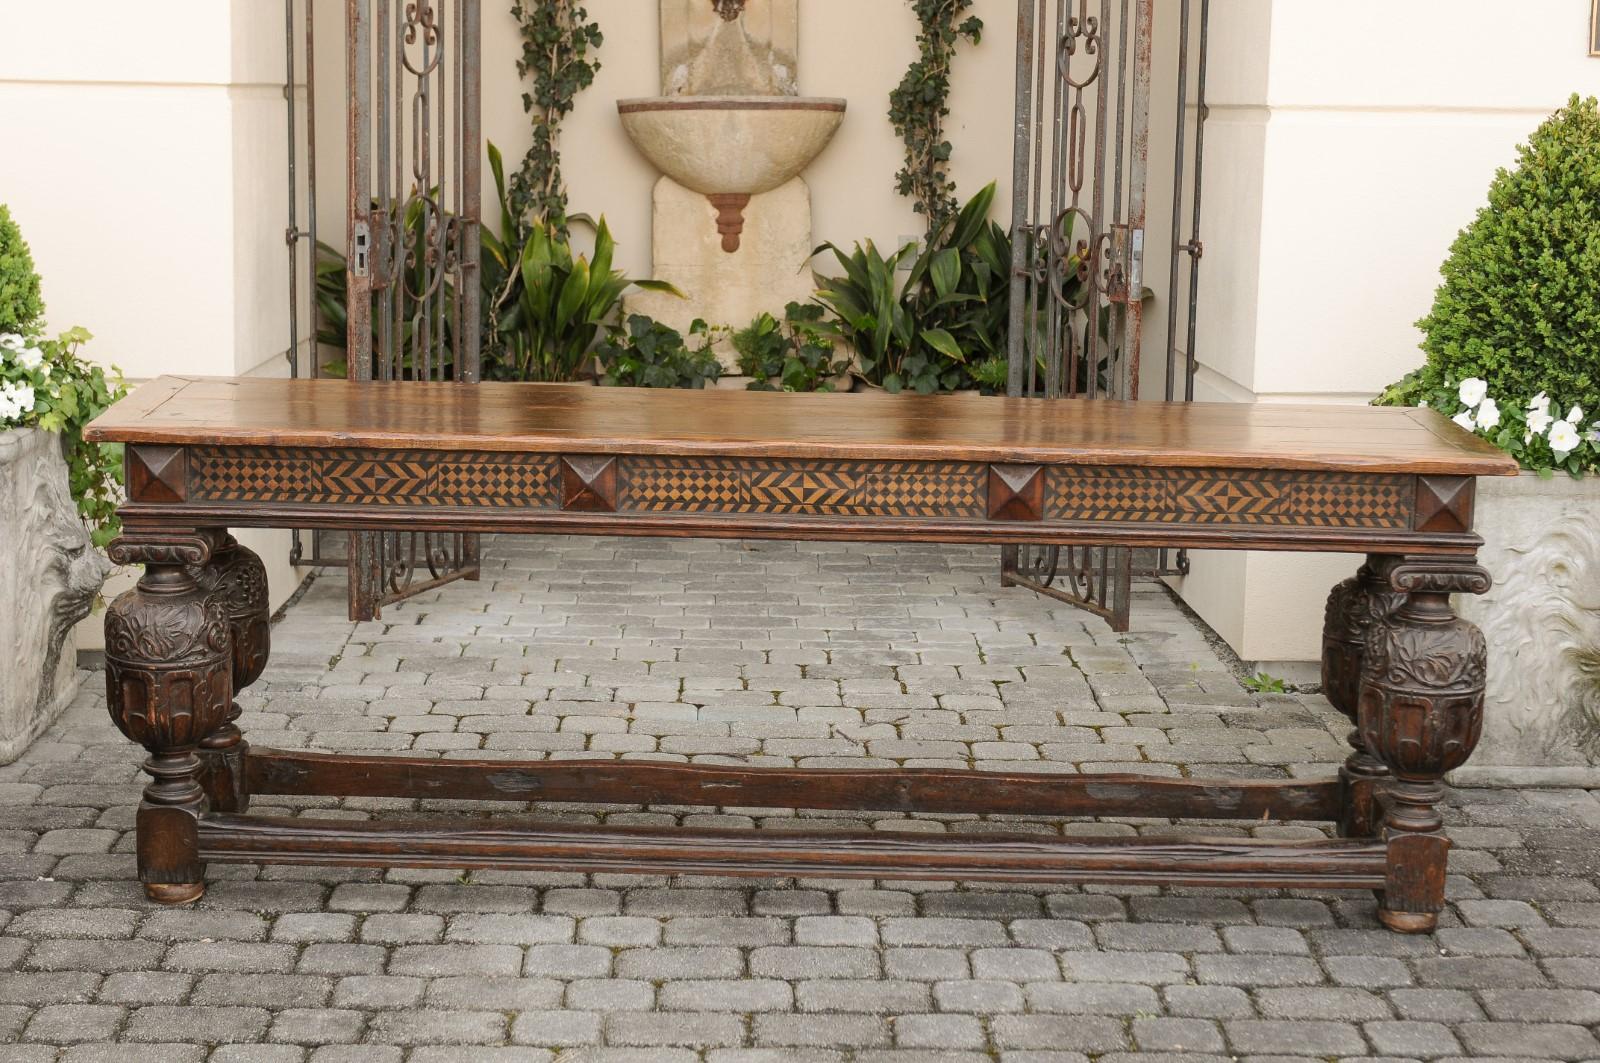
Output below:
[1047,466,1412,528]
[617,457,988,518]
[188,448,559,508]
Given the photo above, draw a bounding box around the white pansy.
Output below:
[1452,410,1477,432]
[1,382,34,414]
[1527,406,1554,436]
[1568,405,1585,424]
[1549,419,1581,454]
[0,334,22,352]
[1474,397,1501,430]
[1458,377,1488,408]
[1529,391,1551,413]
[15,346,43,370]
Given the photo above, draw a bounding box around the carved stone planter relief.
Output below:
[1450,471,1600,786]
[0,428,110,763]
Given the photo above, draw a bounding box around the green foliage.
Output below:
[733,303,851,393]
[889,0,983,233]
[1243,672,1288,695]
[966,354,1009,393]
[482,143,681,382]
[1376,95,1600,475]
[509,0,603,237]
[0,205,45,335]
[1,327,128,547]
[595,314,722,389]
[813,182,1010,393]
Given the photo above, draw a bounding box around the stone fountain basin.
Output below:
[618,96,846,196]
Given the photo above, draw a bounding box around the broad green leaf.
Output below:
[921,327,965,363]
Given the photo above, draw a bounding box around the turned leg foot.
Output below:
[105,529,234,902]
[1359,556,1489,933]
[145,882,205,905]
[193,535,270,814]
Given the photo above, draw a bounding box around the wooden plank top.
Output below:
[86,375,1518,476]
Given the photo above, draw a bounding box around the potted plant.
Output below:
[0,204,124,763]
[1375,95,1600,785]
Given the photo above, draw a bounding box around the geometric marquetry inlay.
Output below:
[615,457,988,518]
[185,448,560,509]
[1047,466,1414,529]
[163,447,1427,534]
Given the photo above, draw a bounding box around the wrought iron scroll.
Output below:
[1004,0,1154,632]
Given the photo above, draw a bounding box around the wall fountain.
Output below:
[619,0,845,375]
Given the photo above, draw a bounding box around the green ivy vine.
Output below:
[508,0,603,237]
[889,0,983,235]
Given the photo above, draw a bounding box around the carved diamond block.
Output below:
[129,445,189,503]
[1415,476,1474,533]
[988,464,1045,522]
[562,455,618,512]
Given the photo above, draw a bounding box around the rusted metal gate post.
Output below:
[1003,0,1156,632]
[286,0,483,620]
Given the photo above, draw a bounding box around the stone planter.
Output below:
[0,428,111,763]
[1450,471,1600,786]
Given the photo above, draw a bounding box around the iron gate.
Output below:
[1004,0,1209,630]
[285,0,484,622]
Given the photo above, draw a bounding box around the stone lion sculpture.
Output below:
[1470,512,1600,769]
[0,430,110,762]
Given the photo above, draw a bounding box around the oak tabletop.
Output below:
[86,376,1518,476]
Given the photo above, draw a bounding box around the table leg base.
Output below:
[1377,908,1438,934]
[145,882,205,906]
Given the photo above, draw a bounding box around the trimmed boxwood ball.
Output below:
[0,205,45,334]
[1381,94,1600,415]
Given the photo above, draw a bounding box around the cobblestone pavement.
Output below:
[3,536,1600,1063]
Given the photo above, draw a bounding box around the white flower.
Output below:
[1474,397,1501,430]
[0,394,18,423]
[1568,405,1584,424]
[1529,391,1551,413]
[1549,419,1581,454]
[1458,377,1488,408]
[1452,410,1477,432]
[15,346,43,371]
[0,381,34,417]
[1527,406,1555,436]
[0,334,22,352]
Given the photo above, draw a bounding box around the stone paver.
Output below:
[1,536,1597,1061]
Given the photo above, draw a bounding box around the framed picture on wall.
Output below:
[1593,0,1600,56]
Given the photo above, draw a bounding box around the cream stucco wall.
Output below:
[1168,0,1597,667]
[0,2,308,651]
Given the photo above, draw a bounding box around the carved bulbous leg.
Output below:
[1358,557,1490,933]
[1322,559,1405,838]
[104,530,233,904]
[191,535,270,813]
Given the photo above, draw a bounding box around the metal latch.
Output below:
[352,221,371,278]
[1128,227,1144,295]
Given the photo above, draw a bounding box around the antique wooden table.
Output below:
[86,376,1517,932]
